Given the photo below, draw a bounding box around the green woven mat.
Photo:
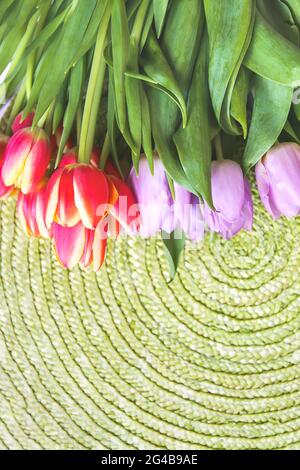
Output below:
[0,187,300,450]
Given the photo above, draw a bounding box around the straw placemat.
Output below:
[0,186,300,450]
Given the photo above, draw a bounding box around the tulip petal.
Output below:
[211,160,245,222]
[73,165,109,229]
[1,129,33,187]
[36,185,51,238]
[45,168,64,228]
[93,221,107,271]
[255,160,280,219]
[110,175,140,233]
[52,222,85,269]
[12,112,34,133]
[128,157,173,237]
[264,143,300,217]
[58,153,77,168]
[57,167,80,227]
[16,192,28,235]
[80,228,94,268]
[20,132,50,194]
[0,162,14,199]
[242,178,253,231]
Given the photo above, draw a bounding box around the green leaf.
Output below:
[140,86,154,173]
[153,0,169,37]
[111,0,130,134]
[145,0,204,192]
[257,0,299,45]
[32,0,97,124]
[243,75,293,171]
[56,57,84,166]
[0,0,15,23]
[22,6,71,61]
[107,71,123,177]
[141,32,187,127]
[173,33,212,205]
[231,67,252,139]
[244,11,300,87]
[282,0,300,26]
[162,230,185,281]
[124,42,142,170]
[204,0,255,134]
[284,120,300,144]
[72,0,110,65]
[52,77,68,134]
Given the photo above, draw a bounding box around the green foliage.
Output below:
[2,0,300,277]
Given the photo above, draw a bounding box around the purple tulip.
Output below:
[203,160,253,240]
[256,143,300,219]
[128,156,204,240]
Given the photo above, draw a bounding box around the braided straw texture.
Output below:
[0,185,300,450]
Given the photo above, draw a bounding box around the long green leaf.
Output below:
[141,32,187,127]
[231,67,252,139]
[243,75,293,171]
[153,0,169,37]
[146,0,204,192]
[32,0,97,124]
[173,33,212,205]
[162,230,185,281]
[140,86,154,173]
[111,0,130,133]
[244,11,300,87]
[204,0,255,134]
[56,58,84,165]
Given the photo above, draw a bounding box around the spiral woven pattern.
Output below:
[0,187,300,450]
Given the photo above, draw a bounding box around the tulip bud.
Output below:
[256,143,300,219]
[128,156,204,240]
[12,112,34,133]
[1,127,51,194]
[17,178,50,238]
[0,134,14,199]
[203,160,253,240]
[52,221,107,271]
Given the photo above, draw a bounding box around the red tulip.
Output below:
[52,221,107,271]
[0,135,14,199]
[12,112,34,133]
[108,175,140,233]
[17,178,51,238]
[1,127,51,194]
[45,156,111,229]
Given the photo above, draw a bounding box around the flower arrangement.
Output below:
[1,0,300,277]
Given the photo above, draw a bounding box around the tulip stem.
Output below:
[7,80,26,132]
[78,3,112,164]
[214,132,224,161]
[99,132,110,170]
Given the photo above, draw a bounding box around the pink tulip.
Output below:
[1,127,51,194]
[12,112,34,133]
[256,143,300,218]
[17,178,51,238]
[203,160,253,239]
[128,156,204,240]
[52,221,107,271]
[0,135,14,199]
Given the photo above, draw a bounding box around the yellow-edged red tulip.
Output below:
[16,178,51,238]
[45,153,112,230]
[1,127,51,194]
[0,134,14,199]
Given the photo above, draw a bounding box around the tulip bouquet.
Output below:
[1,0,300,277]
